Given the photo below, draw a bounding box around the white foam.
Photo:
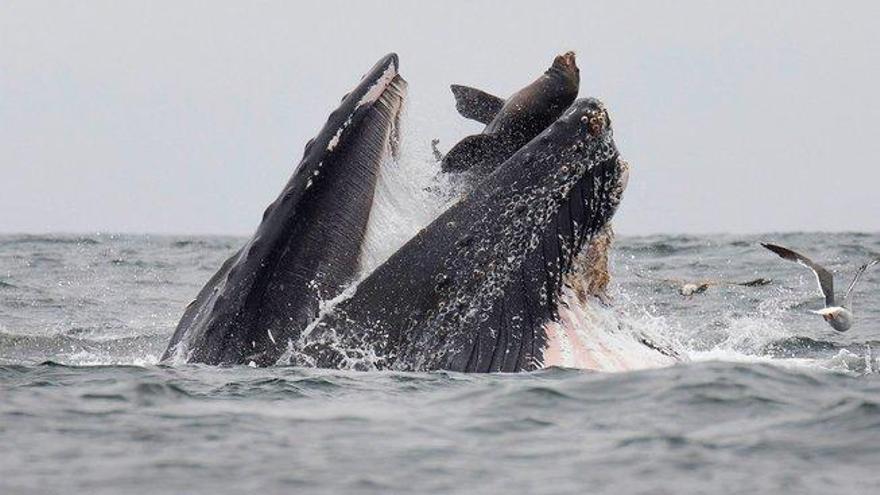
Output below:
[60,349,160,367]
[603,278,878,375]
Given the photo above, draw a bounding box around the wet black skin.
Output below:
[162,54,406,365]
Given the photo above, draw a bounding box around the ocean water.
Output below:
[1,232,879,494]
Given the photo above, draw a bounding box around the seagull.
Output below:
[635,272,771,296]
[761,243,879,332]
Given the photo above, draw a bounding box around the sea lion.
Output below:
[441,51,580,185]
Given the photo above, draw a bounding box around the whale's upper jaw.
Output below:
[353,54,402,109]
[298,53,406,167]
[161,54,408,366]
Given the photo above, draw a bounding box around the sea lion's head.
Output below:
[552,51,578,73]
[547,51,580,95]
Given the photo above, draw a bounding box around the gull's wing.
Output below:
[761,243,835,306]
[843,258,880,308]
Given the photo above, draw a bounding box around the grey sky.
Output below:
[2,1,878,235]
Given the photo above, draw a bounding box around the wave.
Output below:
[0,235,102,245]
[0,331,166,367]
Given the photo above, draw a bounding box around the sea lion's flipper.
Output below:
[450,85,505,125]
[440,133,506,173]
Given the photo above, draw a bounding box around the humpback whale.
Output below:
[290,98,631,372]
[441,52,580,185]
[162,54,407,365]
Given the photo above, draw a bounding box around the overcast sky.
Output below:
[2,1,878,236]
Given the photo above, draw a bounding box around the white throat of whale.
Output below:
[540,162,677,372]
[543,288,678,372]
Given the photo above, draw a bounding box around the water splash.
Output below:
[358,125,455,274]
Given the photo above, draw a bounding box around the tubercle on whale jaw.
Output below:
[582,107,609,136]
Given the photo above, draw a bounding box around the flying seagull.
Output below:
[635,272,771,296]
[761,243,879,332]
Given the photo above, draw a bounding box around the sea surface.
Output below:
[2,232,879,494]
